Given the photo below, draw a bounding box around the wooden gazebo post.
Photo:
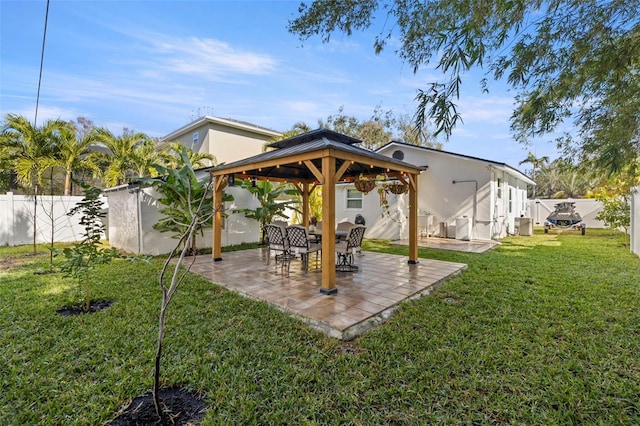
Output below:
[320,155,337,294]
[212,176,227,262]
[408,173,419,264]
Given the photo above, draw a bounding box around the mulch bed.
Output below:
[108,387,208,425]
[56,300,113,316]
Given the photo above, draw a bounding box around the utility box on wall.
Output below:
[439,222,448,238]
[516,217,533,236]
[455,217,472,240]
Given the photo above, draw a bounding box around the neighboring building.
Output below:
[161,116,282,164]
[334,141,535,241]
[105,117,280,254]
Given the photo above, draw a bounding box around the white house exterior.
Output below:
[161,116,281,164]
[334,142,535,241]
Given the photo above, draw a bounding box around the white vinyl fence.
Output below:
[0,192,90,246]
[529,198,605,229]
[631,187,640,257]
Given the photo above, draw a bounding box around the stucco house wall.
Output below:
[161,116,281,164]
[334,142,534,241]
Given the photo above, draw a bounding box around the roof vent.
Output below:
[392,150,405,160]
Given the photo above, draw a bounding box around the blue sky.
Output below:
[1,0,559,168]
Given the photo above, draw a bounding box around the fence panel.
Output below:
[529,198,605,229]
[0,192,89,246]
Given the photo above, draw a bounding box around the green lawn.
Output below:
[1,229,638,424]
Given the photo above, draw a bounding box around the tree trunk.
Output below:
[153,293,168,423]
[64,170,72,196]
[32,185,38,254]
[84,275,91,312]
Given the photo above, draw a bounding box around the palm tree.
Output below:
[519,151,550,196]
[0,142,14,192]
[157,141,216,170]
[1,113,65,191]
[276,122,312,141]
[1,113,67,252]
[130,139,162,179]
[55,122,99,195]
[91,128,152,187]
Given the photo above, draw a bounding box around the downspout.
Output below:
[452,179,478,237]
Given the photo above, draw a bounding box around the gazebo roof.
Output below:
[209,128,424,295]
[209,128,425,182]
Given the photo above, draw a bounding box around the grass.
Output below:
[1,229,639,424]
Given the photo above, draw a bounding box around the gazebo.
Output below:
[209,129,426,295]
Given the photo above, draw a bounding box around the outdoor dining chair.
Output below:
[336,221,355,233]
[286,225,322,273]
[335,225,366,272]
[265,223,289,271]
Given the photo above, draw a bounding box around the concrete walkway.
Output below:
[393,237,500,253]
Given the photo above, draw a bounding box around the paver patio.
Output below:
[187,248,467,340]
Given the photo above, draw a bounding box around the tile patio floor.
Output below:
[187,248,467,340]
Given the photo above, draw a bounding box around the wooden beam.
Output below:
[408,173,419,264]
[334,160,351,182]
[213,177,223,261]
[320,155,337,294]
[304,160,324,184]
[301,182,310,227]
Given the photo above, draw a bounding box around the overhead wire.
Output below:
[34,0,50,125]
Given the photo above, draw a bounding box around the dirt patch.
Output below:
[0,256,26,271]
[56,300,113,316]
[108,387,208,425]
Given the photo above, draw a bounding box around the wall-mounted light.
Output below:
[251,177,257,187]
[228,174,235,186]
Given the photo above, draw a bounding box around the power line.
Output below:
[34,0,50,125]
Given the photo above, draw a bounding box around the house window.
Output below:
[508,188,513,213]
[346,189,363,209]
[496,178,502,198]
[193,132,199,144]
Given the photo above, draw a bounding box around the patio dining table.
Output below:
[307,229,348,243]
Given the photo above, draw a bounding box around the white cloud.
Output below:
[457,95,515,124]
[153,36,278,77]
